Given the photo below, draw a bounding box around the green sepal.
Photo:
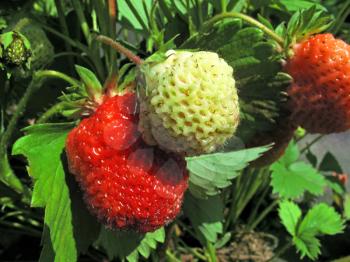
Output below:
[61,108,84,118]
[143,51,168,64]
[285,6,333,50]
[118,65,137,92]
[75,65,103,102]
[143,34,179,64]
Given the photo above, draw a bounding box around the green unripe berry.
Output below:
[139,50,240,156]
[0,31,31,67]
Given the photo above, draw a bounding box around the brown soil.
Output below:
[217,230,278,262]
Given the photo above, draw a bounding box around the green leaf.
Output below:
[96,227,165,261]
[292,203,344,260]
[12,123,73,205]
[344,194,350,220]
[183,194,224,244]
[325,177,344,195]
[293,233,321,260]
[278,0,327,12]
[215,232,232,249]
[0,32,15,49]
[279,140,299,166]
[118,0,152,32]
[319,152,343,173]
[228,0,246,12]
[279,200,302,236]
[181,19,241,50]
[299,203,344,236]
[186,145,271,197]
[271,140,325,199]
[257,14,274,30]
[13,123,74,261]
[75,65,102,101]
[33,0,59,16]
[12,123,100,262]
[219,27,264,63]
[271,161,326,199]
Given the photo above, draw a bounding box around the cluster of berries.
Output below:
[66,51,240,232]
[65,30,350,232]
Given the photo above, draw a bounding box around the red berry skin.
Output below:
[65,93,189,233]
[285,34,350,134]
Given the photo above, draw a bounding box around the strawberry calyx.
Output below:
[281,6,333,58]
[58,64,136,119]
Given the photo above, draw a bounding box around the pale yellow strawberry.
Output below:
[139,50,240,156]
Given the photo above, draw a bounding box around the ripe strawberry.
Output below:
[285,33,350,134]
[65,93,189,233]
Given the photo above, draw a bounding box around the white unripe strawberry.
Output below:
[138,50,240,156]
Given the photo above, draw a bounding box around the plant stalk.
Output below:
[166,250,182,262]
[36,101,70,124]
[108,0,117,71]
[269,240,293,261]
[205,242,217,262]
[35,70,80,87]
[96,35,144,65]
[54,0,74,71]
[300,134,323,154]
[0,76,43,194]
[247,182,270,226]
[71,0,92,44]
[0,70,78,194]
[221,0,227,13]
[249,199,278,230]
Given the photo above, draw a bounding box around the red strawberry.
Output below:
[285,33,350,134]
[65,93,189,233]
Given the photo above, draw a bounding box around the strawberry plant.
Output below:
[0,0,350,261]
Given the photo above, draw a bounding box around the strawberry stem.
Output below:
[96,35,144,65]
[0,70,80,195]
[204,12,284,47]
[36,101,70,124]
[36,70,80,87]
[0,76,43,196]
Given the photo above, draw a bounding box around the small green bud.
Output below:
[0,31,31,66]
[295,127,306,139]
